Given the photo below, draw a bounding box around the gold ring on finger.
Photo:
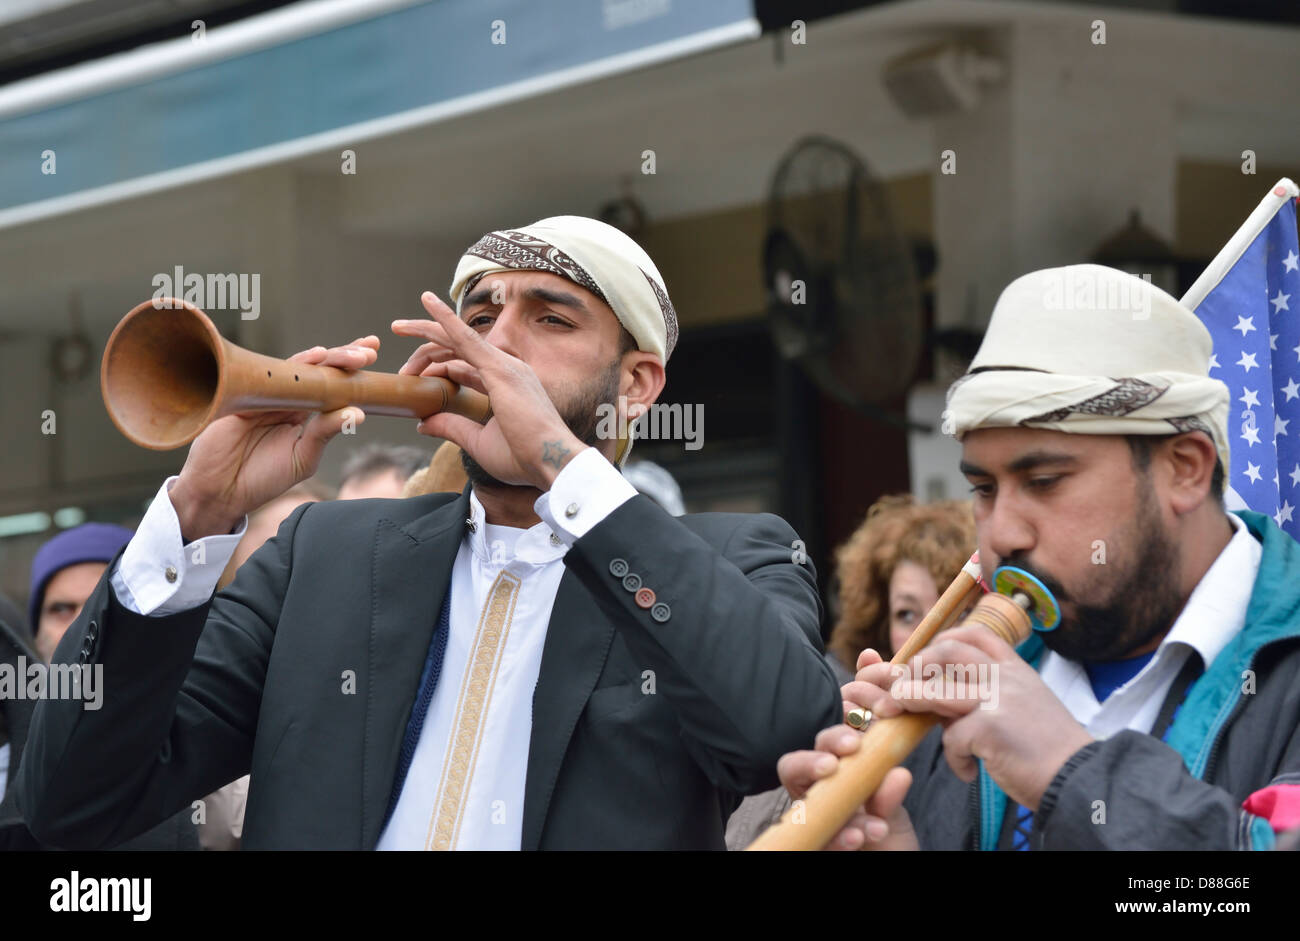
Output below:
[846,707,874,730]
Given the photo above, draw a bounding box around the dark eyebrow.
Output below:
[1007,450,1080,473]
[961,451,1080,477]
[523,286,588,313]
[461,286,496,310]
[460,284,589,314]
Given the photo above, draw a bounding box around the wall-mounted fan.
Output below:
[763,136,923,413]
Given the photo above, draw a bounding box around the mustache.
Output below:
[997,555,1072,605]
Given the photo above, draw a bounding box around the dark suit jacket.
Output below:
[17,487,840,849]
[1,617,42,850]
[1,616,199,851]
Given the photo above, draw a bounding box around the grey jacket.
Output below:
[904,510,1300,851]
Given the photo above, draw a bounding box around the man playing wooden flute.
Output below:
[779,264,1300,850]
[18,215,841,850]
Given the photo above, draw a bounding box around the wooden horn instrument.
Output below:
[746,555,1060,851]
[100,297,491,450]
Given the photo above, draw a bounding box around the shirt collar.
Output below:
[1158,510,1262,669]
[465,489,568,566]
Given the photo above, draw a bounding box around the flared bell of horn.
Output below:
[101,297,491,450]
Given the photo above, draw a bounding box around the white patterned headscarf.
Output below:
[945,264,1231,473]
[449,216,678,466]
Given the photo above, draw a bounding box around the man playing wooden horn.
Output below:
[18,215,841,850]
[778,264,1300,850]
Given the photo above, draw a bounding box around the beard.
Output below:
[1001,475,1186,663]
[460,357,623,490]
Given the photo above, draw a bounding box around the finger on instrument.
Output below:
[853,660,897,687]
[932,622,1018,662]
[391,318,455,346]
[775,749,839,799]
[840,680,889,711]
[431,360,489,396]
[865,766,913,820]
[413,357,470,381]
[856,647,884,671]
[940,722,981,783]
[318,345,377,369]
[287,345,328,364]
[813,724,864,755]
[831,816,870,851]
[399,341,454,376]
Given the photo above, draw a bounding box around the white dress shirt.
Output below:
[111,446,636,850]
[1038,511,1262,739]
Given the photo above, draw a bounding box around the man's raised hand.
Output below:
[392,291,587,491]
[168,336,379,541]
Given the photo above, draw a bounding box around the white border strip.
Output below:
[0,0,428,121]
[1181,177,1300,310]
[0,17,760,232]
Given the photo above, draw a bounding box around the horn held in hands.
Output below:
[747,561,1060,852]
[100,298,491,451]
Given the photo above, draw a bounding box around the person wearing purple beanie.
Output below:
[27,523,134,664]
[5,522,200,850]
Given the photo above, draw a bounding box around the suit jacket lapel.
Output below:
[521,569,614,850]
[359,486,470,849]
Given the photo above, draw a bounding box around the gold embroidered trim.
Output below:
[425,570,520,850]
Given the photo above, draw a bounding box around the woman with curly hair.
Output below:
[827,494,977,671]
[725,494,974,850]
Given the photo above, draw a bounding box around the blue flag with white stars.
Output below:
[1183,179,1300,539]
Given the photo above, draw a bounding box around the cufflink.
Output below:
[164,565,178,583]
[549,532,562,546]
[565,502,579,519]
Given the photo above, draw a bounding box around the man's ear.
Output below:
[1164,432,1219,515]
[620,352,666,419]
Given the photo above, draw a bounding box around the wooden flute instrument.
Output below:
[101,297,491,450]
[747,556,1057,851]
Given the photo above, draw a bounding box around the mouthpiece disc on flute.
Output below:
[993,565,1060,631]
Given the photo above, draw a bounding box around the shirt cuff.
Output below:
[110,476,247,616]
[534,447,638,546]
